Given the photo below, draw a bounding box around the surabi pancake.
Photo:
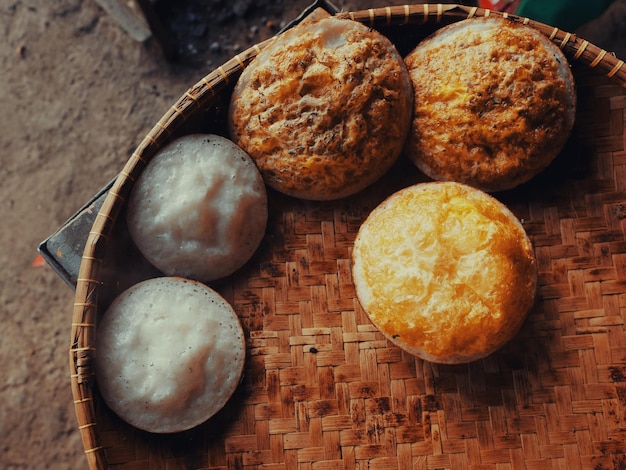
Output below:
[126,134,267,282]
[403,17,576,192]
[351,182,537,364]
[95,277,245,433]
[228,16,413,200]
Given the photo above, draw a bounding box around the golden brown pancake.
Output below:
[228,16,413,200]
[404,17,576,192]
[351,182,537,364]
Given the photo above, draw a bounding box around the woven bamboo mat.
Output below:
[71,4,626,469]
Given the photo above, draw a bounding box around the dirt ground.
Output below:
[1,1,623,469]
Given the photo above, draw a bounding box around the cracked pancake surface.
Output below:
[228,16,413,200]
[404,17,576,192]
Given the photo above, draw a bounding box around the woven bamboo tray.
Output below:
[71,4,626,469]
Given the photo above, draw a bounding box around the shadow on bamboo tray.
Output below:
[51,2,626,469]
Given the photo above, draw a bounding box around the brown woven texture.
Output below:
[70,4,626,469]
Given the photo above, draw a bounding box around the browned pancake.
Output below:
[404,17,576,192]
[228,16,413,200]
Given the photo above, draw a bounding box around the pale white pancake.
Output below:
[95,277,245,433]
[127,134,267,282]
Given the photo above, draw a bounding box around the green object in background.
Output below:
[516,0,614,31]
